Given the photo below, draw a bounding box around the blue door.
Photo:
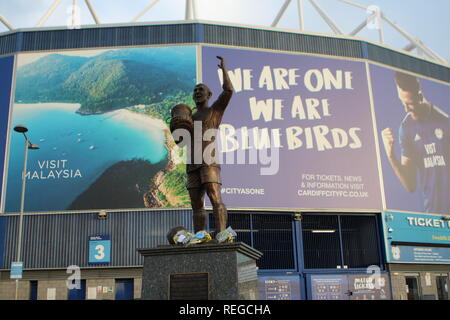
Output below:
[68,279,86,300]
[29,281,38,300]
[115,279,134,300]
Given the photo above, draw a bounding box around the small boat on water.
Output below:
[89,145,95,150]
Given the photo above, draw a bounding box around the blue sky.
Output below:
[0,0,448,62]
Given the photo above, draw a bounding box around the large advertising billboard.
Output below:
[202,46,382,210]
[3,46,196,213]
[370,64,450,215]
[0,55,14,212]
[4,43,447,215]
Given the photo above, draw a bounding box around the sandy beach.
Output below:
[108,109,167,129]
[113,109,187,166]
[107,109,168,143]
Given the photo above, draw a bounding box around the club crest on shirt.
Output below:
[435,128,443,140]
[414,134,421,141]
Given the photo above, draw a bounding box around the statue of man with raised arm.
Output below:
[169,56,235,244]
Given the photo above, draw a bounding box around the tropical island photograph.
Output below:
[5,45,195,213]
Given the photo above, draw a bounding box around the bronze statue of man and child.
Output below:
[167,56,236,245]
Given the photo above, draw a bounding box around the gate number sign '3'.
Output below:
[89,235,111,264]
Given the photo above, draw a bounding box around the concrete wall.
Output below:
[0,280,30,300]
[0,267,143,300]
[134,278,142,299]
[86,279,115,300]
[37,280,68,300]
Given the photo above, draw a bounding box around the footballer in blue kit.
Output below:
[381,72,450,214]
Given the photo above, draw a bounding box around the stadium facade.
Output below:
[0,21,449,300]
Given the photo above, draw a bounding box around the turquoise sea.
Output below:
[4,103,168,212]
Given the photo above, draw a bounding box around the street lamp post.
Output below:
[13,125,39,300]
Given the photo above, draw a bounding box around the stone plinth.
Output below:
[138,242,262,300]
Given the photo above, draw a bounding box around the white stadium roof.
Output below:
[0,0,448,65]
